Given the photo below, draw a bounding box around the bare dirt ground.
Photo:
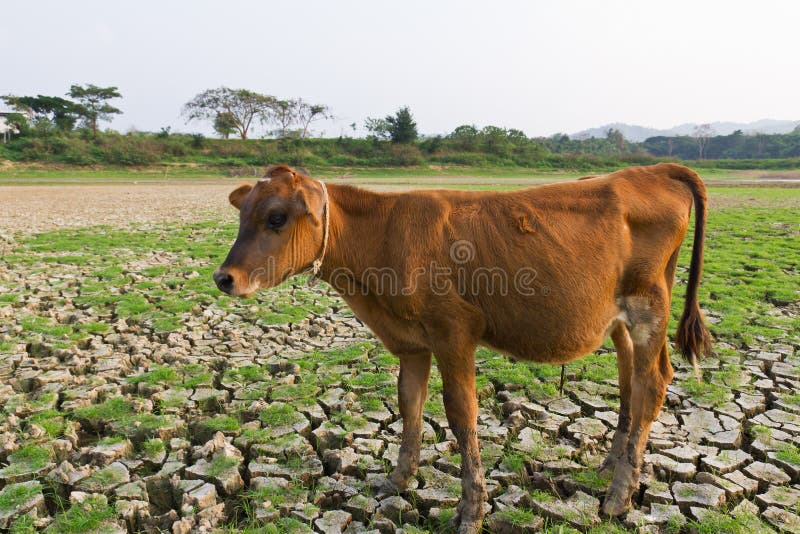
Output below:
[0,185,235,233]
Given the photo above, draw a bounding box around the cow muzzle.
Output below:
[213,270,235,294]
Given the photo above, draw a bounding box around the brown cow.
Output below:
[214,163,711,533]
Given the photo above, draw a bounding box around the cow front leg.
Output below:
[437,352,487,534]
[378,351,432,496]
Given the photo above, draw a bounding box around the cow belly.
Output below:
[480,301,617,365]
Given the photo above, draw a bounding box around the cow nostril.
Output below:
[213,271,234,294]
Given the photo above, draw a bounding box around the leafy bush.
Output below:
[385,144,423,166]
[92,134,160,165]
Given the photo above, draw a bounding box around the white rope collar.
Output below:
[308,179,329,285]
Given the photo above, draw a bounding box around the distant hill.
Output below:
[570,119,800,142]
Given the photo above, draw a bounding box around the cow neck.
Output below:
[319,183,389,283]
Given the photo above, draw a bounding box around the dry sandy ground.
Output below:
[0,184,236,233]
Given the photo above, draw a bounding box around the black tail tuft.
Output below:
[666,164,713,367]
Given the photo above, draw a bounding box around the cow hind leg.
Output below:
[599,322,634,476]
[437,350,487,534]
[603,290,674,516]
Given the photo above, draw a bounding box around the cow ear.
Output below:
[229,184,252,210]
[294,188,321,226]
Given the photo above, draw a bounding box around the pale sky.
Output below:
[3,0,799,138]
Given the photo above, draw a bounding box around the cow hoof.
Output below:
[449,513,482,534]
[457,520,483,534]
[602,490,632,516]
[449,499,486,534]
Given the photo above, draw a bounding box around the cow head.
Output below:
[213,165,327,296]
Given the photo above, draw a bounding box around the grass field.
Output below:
[0,172,798,532]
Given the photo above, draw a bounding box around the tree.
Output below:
[364,117,391,140]
[449,124,480,151]
[506,129,527,143]
[2,94,79,131]
[0,113,23,143]
[692,124,715,159]
[385,106,418,143]
[213,112,237,139]
[753,131,767,157]
[605,128,626,153]
[481,126,512,156]
[296,99,332,139]
[183,87,274,140]
[269,99,298,138]
[68,84,122,137]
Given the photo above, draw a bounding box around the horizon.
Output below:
[4,1,800,139]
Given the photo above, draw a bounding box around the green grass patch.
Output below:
[572,468,612,490]
[125,413,168,431]
[180,364,214,389]
[566,353,618,382]
[499,450,527,476]
[49,495,116,533]
[9,514,36,534]
[208,455,241,477]
[0,293,19,303]
[203,415,241,433]
[530,489,555,503]
[0,482,42,512]
[270,382,320,402]
[330,411,368,430]
[237,382,272,401]
[781,394,800,406]
[241,481,307,509]
[748,424,772,440]
[360,396,385,412]
[495,506,536,527]
[259,403,300,427]
[72,397,134,425]
[127,366,181,386]
[775,443,800,465]
[0,445,52,476]
[345,370,394,389]
[224,365,269,384]
[688,507,773,534]
[142,438,166,457]
[26,409,65,438]
[82,465,126,486]
[679,377,730,407]
[425,507,456,532]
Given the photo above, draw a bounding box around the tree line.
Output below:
[3,84,800,167]
[3,84,122,138]
[1,85,332,141]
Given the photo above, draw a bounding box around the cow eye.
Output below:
[267,212,287,229]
